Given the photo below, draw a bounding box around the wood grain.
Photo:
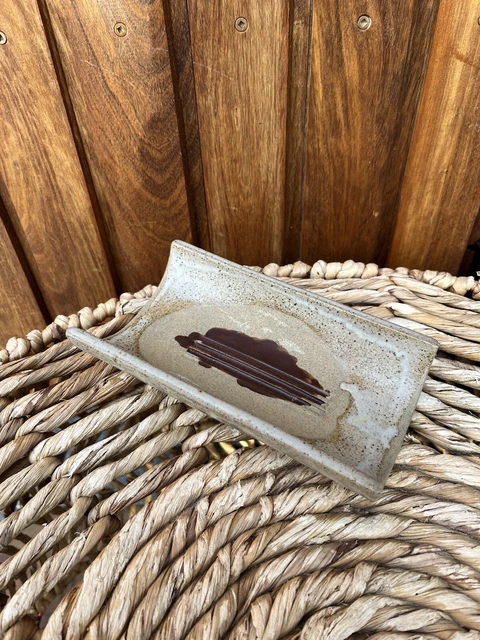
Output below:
[162,0,211,251]
[187,0,290,265]
[0,212,45,346]
[388,0,480,274]
[0,0,115,317]
[283,0,314,263]
[302,0,438,266]
[46,0,192,292]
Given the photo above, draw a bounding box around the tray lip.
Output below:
[148,240,438,352]
[66,326,385,500]
[66,242,438,500]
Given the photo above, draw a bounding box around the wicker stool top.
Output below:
[1,259,480,640]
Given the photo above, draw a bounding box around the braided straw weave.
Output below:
[1,259,480,639]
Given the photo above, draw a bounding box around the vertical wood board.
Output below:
[0,215,45,345]
[187,0,290,265]
[302,0,438,266]
[388,0,480,274]
[162,0,211,251]
[283,0,314,263]
[0,0,115,317]
[46,0,192,291]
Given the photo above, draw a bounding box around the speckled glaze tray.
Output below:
[67,241,437,498]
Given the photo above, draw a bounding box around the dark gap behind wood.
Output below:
[460,204,480,276]
[162,0,211,251]
[36,0,122,295]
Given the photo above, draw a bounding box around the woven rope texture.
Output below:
[0,259,480,639]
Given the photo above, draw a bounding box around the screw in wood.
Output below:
[0,32,7,45]
[357,15,372,31]
[235,17,248,32]
[114,22,127,37]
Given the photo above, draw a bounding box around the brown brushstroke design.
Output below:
[175,327,329,407]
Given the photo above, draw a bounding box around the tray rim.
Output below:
[134,240,438,350]
[67,240,438,500]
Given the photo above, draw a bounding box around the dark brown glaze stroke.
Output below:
[175,327,329,407]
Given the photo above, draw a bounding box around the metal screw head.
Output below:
[114,22,127,37]
[0,32,7,45]
[235,17,248,32]
[357,15,372,31]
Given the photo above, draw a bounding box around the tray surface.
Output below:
[67,241,437,498]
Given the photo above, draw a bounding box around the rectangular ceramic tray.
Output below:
[67,241,437,499]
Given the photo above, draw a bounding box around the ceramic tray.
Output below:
[67,241,437,498]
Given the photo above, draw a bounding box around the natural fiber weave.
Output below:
[1,258,480,639]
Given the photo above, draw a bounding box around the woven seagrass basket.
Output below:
[1,258,480,639]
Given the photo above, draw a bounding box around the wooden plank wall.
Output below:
[0,0,479,345]
[0,0,116,319]
[187,0,290,266]
[302,0,439,266]
[388,0,480,273]
[0,215,45,339]
[45,0,193,291]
